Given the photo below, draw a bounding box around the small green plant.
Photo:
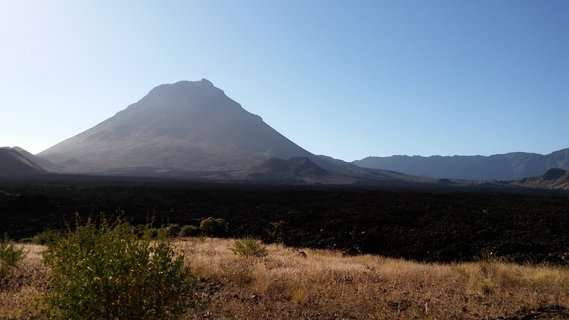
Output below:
[143,227,169,240]
[179,225,200,237]
[291,288,308,304]
[231,238,268,257]
[268,220,286,245]
[32,229,61,245]
[0,235,26,276]
[166,224,182,237]
[469,250,500,295]
[43,217,194,319]
[199,217,228,237]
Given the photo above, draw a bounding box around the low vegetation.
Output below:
[2,235,569,319]
[31,229,61,246]
[231,238,268,257]
[199,217,228,237]
[42,218,194,319]
[183,238,569,319]
[0,235,26,276]
[179,224,200,237]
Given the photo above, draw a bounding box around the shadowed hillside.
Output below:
[517,168,569,190]
[0,147,46,177]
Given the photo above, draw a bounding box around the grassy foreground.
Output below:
[2,238,569,319]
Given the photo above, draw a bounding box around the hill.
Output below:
[354,148,569,180]
[244,157,330,184]
[0,147,47,177]
[516,168,569,190]
[12,146,60,172]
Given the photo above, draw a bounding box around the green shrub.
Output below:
[199,217,228,237]
[43,217,194,319]
[179,225,200,237]
[167,224,182,237]
[231,238,268,257]
[0,235,26,276]
[143,227,169,240]
[268,220,286,244]
[32,229,62,245]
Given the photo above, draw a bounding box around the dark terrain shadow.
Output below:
[1,175,569,264]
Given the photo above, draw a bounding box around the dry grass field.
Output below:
[1,238,569,319]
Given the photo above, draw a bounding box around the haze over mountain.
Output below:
[37,79,422,185]
[39,79,313,174]
[0,147,46,177]
[354,148,569,181]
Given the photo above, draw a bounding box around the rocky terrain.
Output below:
[516,168,569,190]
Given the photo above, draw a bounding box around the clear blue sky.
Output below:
[1,1,568,161]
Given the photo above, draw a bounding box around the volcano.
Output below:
[39,79,312,174]
[38,79,427,185]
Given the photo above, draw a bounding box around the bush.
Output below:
[231,238,268,257]
[199,217,228,237]
[0,235,25,276]
[167,224,182,237]
[32,229,62,245]
[179,225,200,237]
[143,227,169,240]
[43,217,194,319]
[268,220,286,244]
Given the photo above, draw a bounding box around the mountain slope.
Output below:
[244,157,329,184]
[12,146,60,172]
[39,79,312,174]
[0,147,47,177]
[516,168,569,190]
[354,148,569,180]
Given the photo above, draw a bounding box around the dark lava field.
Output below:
[1,176,568,264]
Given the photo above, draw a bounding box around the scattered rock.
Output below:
[387,299,412,312]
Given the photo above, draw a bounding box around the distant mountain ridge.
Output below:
[0,147,46,177]
[353,148,569,180]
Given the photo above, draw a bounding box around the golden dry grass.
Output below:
[0,244,49,320]
[1,239,569,319]
[179,238,569,319]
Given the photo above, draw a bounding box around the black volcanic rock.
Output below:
[0,147,47,177]
[354,148,569,180]
[39,79,312,174]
